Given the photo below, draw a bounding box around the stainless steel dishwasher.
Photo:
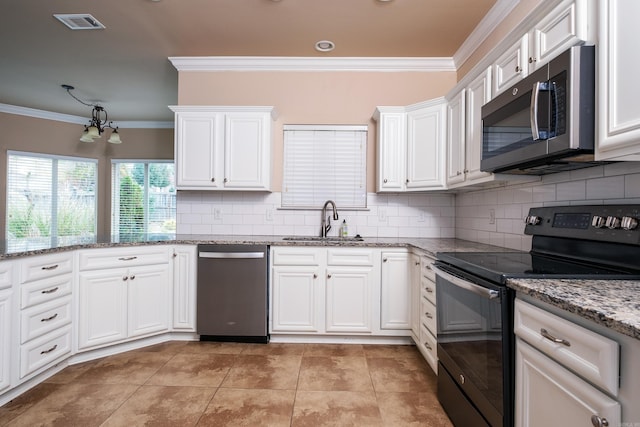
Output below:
[197,244,269,343]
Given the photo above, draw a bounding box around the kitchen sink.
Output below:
[282,235,364,242]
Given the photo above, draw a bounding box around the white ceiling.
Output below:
[0,0,498,122]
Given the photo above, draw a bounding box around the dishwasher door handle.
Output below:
[199,251,265,259]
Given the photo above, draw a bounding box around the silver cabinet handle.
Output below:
[540,328,571,347]
[118,256,137,261]
[129,275,136,281]
[383,258,388,262]
[224,178,228,183]
[122,276,128,281]
[41,313,58,322]
[41,264,59,271]
[415,261,420,266]
[424,342,432,350]
[41,287,59,294]
[515,65,521,73]
[40,344,58,355]
[425,312,433,319]
[313,273,318,279]
[211,177,215,182]
[459,374,465,385]
[327,274,332,279]
[425,287,434,293]
[383,178,388,183]
[591,415,609,427]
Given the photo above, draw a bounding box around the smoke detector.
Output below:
[54,14,106,30]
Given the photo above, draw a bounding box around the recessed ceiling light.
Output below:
[315,40,335,52]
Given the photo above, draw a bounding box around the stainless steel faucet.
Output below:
[320,200,339,237]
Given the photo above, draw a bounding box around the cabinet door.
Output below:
[516,339,620,427]
[0,291,11,392]
[128,264,171,338]
[410,254,421,337]
[174,112,220,189]
[172,246,197,331]
[446,91,466,186]
[224,112,271,190]
[271,265,322,332]
[529,0,591,72]
[493,35,528,96]
[325,267,373,333]
[78,269,128,350]
[596,0,640,160]
[375,110,407,192]
[465,68,493,182]
[380,251,411,330]
[406,101,447,190]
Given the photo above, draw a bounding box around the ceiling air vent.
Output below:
[54,14,105,30]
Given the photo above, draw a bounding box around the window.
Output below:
[111,160,176,240]
[6,151,97,252]
[282,125,367,209]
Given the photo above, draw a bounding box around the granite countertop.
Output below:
[508,278,640,340]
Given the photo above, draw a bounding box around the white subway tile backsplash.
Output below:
[556,180,586,201]
[586,176,625,199]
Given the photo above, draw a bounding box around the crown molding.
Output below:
[0,103,173,128]
[169,56,456,72]
[453,0,522,68]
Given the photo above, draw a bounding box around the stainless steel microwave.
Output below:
[481,45,598,175]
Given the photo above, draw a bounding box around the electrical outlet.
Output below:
[266,208,274,222]
[489,208,495,225]
[214,208,222,220]
[378,208,387,222]
[418,212,426,222]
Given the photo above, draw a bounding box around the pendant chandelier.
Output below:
[62,84,122,144]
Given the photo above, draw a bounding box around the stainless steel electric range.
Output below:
[433,204,640,427]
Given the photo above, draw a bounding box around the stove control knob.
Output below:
[525,215,541,225]
[621,216,639,231]
[592,215,606,228]
[605,216,621,229]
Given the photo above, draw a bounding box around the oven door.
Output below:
[433,262,513,427]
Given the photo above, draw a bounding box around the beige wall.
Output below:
[177,71,457,192]
[0,112,174,238]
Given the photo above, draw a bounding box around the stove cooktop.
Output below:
[436,251,640,284]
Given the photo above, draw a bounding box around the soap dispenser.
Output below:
[340,219,348,237]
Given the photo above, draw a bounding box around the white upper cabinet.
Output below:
[493,35,529,96]
[171,106,276,191]
[492,0,594,97]
[374,98,447,192]
[596,0,640,160]
[464,68,492,182]
[446,90,466,186]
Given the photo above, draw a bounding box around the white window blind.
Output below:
[282,125,367,209]
[111,160,176,240]
[6,151,97,252]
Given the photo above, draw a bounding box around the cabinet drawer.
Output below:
[419,323,438,373]
[78,247,170,271]
[421,276,436,305]
[21,296,72,344]
[20,325,72,379]
[21,273,72,309]
[20,253,73,284]
[421,256,436,282]
[514,299,619,395]
[327,249,374,266]
[0,262,13,290]
[421,296,437,335]
[271,247,321,266]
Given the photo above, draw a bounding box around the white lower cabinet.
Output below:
[380,250,411,330]
[0,289,11,393]
[77,247,171,351]
[171,245,197,331]
[515,299,621,427]
[271,246,400,336]
[411,253,438,374]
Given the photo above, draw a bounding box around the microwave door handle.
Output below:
[530,81,541,140]
[432,265,500,300]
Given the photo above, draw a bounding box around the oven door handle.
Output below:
[432,265,500,300]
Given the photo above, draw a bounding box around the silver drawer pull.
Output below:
[540,328,571,347]
[41,264,59,271]
[591,415,609,427]
[129,275,136,280]
[424,342,432,350]
[41,287,59,294]
[425,287,433,293]
[41,313,59,322]
[425,312,433,319]
[40,344,58,355]
[118,256,138,261]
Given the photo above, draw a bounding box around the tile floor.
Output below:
[0,341,453,426]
